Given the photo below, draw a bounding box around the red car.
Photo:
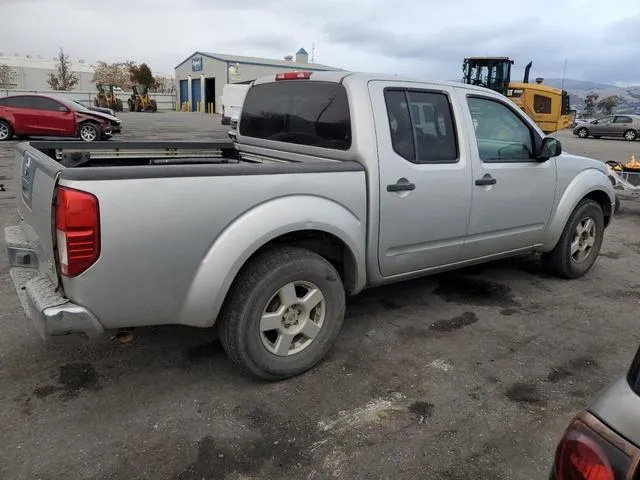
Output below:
[0,94,122,142]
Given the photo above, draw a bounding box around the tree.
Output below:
[597,95,619,116]
[127,62,155,89]
[583,93,599,118]
[0,63,18,88]
[152,75,175,94]
[47,48,78,90]
[92,61,132,89]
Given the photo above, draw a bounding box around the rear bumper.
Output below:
[5,226,104,340]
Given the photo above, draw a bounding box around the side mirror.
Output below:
[58,106,70,113]
[537,137,562,162]
[592,120,598,124]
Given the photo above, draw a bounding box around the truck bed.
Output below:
[8,139,366,337]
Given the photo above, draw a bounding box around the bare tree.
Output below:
[152,75,175,94]
[47,48,79,91]
[92,61,132,89]
[0,63,18,88]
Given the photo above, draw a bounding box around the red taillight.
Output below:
[55,186,100,277]
[553,419,631,480]
[275,71,312,81]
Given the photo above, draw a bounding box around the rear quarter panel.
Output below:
[59,168,367,329]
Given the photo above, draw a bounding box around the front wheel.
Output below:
[542,199,605,278]
[218,246,346,381]
[78,123,99,142]
[577,127,589,138]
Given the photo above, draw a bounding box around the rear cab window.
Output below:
[239,80,351,150]
[0,96,32,109]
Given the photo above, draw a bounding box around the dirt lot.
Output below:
[1,112,639,480]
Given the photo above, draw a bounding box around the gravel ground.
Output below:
[0,113,639,480]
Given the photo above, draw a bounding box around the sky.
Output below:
[1,0,640,84]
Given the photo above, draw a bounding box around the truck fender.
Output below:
[541,168,615,251]
[179,195,367,328]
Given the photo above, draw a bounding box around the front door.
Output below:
[28,96,76,136]
[461,93,557,260]
[370,81,473,277]
[591,116,614,136]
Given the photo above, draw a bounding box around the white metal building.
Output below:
[174,48,341,113]
[0,55,95,90]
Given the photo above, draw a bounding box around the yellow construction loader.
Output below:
[94,84,123,112]
[127,85,158,112]
[462,57,573,134]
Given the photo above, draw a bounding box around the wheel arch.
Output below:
[178,195,367,328]
[542,169,615,251]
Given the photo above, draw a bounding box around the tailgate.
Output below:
[11,142,63,287]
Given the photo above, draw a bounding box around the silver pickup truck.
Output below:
[5,71,615,380]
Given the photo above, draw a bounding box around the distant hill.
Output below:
[531,78,640,115]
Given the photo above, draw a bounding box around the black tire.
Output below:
[624,129,638,141]
[542,199,605,279]
[218,246,346,381]
[0,120,14,141]
[577,127,589,138]
[78,122,100,142]
[150,100,157,112]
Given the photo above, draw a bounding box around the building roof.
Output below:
[0,55,95,72]
[175,51,340,71]
[297,48,309,55]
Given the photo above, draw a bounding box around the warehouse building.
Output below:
[174,48,341,113]
[0,55,95,90]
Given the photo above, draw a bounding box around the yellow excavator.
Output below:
[94,84,123,112]
[127,85,158,112]
[462,57,573,134]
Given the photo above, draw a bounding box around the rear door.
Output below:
[30,96,76,136]
[460,92,556,259]
[613,115,633,137]
[370,81,473,277]
[1,96,36,133]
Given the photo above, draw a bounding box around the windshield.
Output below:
[54,96,92,113]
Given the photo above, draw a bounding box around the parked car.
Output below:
[573,114,640,141]
[0,94,121,142]
[220,83,250,125]
[5,71,615,380]
[550,345,640,479]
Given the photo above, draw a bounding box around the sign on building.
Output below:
[192,56,203,72]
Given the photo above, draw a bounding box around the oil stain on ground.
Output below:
[32,363,101,400]
[177,406,310,479]
[408,401,434,423]
[547,356,599,383]
[505,382,547,406]
[429,312,478,332]
[434,276,520,308]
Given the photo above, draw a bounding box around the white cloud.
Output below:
[1,0,639,83]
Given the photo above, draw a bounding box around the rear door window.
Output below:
[0,96,32,109]
[239,80,351,150]
[30,97,64,112]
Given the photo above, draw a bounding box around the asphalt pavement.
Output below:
[1,113,639,480]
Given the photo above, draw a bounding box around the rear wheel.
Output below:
[0,120,13,141]
[577,127,589,138]
[542,199,605,278]
[218,246,346,381]
[624,129,637,141]
[78,123,99,142]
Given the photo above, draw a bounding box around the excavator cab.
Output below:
[462,57,514,95]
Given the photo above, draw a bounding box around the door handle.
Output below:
[387,180,416,192]
[475,174,497,186]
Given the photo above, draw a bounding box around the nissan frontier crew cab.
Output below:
[5,71,616,381]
